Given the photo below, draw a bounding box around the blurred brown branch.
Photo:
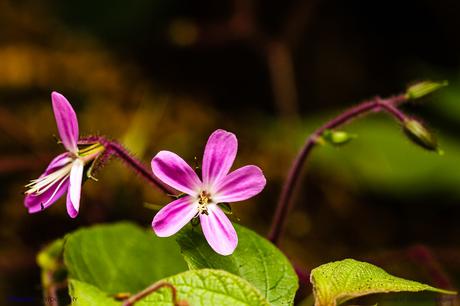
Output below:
[189,0,318,118]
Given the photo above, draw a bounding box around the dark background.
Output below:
[0,0,459,305]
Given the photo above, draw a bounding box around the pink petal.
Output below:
[66,159,84,218]
[25,154,72,212]
[44,153,73,175]
[52,91,79,153]
[202,129,237,189]
[151,151,201,196]
[25,177,69,213]
[200,205,237,255]
[152,196,198,237]
[213,165,266,203]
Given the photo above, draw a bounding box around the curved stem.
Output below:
[122,281,183,306]
[78,136,175,195]
[268,94,408,244]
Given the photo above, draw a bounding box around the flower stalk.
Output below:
[78,136,175,195]
[268,93,409,244]
[24,91,176,218]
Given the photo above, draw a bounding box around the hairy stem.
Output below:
[268,94,408,244]
[78,136,175,195]
[122,281,184,306]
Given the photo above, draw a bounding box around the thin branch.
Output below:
[268,94,408,244]
[122,281,186,306]
[266,41,299,117]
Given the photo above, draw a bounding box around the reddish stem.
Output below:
[122,281,185,306]
[407,245,454,290]
[293,263,310,287]
[78,136,175,195]
[43,271,59,306]
[268,94,408,244]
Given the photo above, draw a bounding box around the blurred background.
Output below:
[0,0,459,305]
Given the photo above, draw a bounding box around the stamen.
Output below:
[197,191,212,215]
[25,162,73,195]
[40,175,70,207]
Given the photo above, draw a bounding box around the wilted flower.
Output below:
[151,129,266,255]
[24,92,104,218]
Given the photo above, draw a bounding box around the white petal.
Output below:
[69,158,84,214]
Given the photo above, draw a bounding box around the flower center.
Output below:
[197,190,212,215]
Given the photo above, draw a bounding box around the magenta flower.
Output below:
[151,129,266,255]
[24,92,104,218]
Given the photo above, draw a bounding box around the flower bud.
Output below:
[406,81,448,100]
[320,129,356,146]
[218,203,232,215]
[113,293,131,301]
[191,217,200,226]
[403,119,439,152]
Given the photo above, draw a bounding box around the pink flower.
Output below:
[151,129,266,255]
[24,92,104,218]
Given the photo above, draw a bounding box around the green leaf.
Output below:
[64,222,187,294]
[37,238,67,292]
[356,291,456,306]
[138,269,271,306]
[310,258,456,306]
[37,238,64,271]
[176,223,298,306]
[69,279,120,306]
[69,269,271,306]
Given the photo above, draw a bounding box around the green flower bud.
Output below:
[191,217,200,227]
[320,129,356,146]
[218,203,232,215]
[406,81,448,100]
[403,119,440,152]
